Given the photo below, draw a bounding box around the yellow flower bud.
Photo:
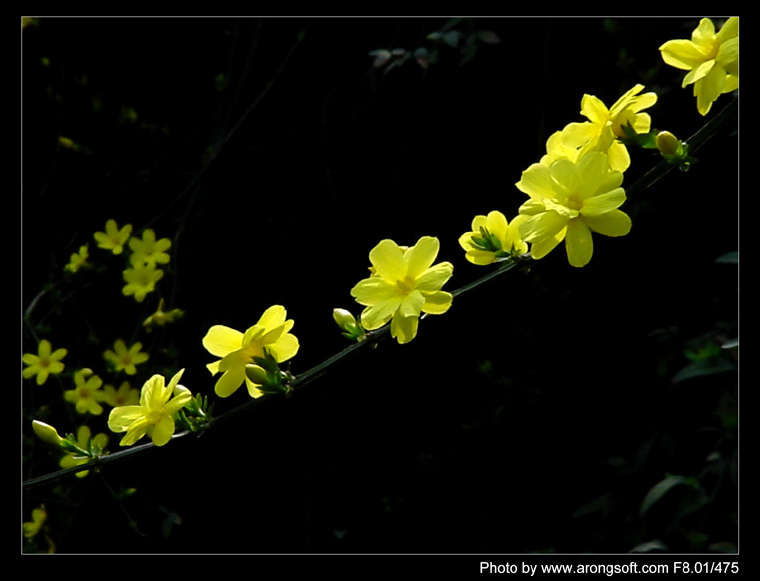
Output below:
[656,131,681,156]
[32,420,64,447]
[58,136,76,149]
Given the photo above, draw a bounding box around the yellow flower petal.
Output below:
[565,219,594,268]
[369,239,406,282]
[202,325,244,357]
[404,236,439,280]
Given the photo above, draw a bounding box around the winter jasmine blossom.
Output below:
[108,369,192,446]
[660,17,738,115]
[203,306,300,398]
[351,236,453,344]
[94,219,132,255]
[516,152,631,267]
[22,340,67,385]
[459,211,529,265]
[560,85,658,172]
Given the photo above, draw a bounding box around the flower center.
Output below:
[566,194,583,212]
[147,408,165,425]
[396,276,415,294]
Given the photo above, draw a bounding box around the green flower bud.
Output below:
[245,364,269,385]
[32,420,64,447]
[333,308,357,331]
[656,131,681,156]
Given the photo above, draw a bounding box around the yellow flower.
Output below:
[94,219,133,255]
[458,211,529,265]
[102,381,140,407]
[203,306,300,398]
[142,298,184,331]
[128,229,171,266]
[23,505,47,539]
[103,339,149,375]
[560,85,658,172]
[22,339,67,385]
[659,17,738,116]
[350,236,453,344]
[64,368,106,415]
[108,369,192,446]
[122,262,163,302]
[516,152,631,268]
[59,425,109,478]
[64,244,90,273]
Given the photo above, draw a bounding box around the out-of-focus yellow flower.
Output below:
[659,17,738,115]
[64,244,90,273]
[22,339,67,385]
[142,298,184,331]
[103,339,149,375]
[122,262,163,302]
[102,381,140,407]
[59,425,109,478]
[351,237,453,344]
[64,369,106,415]
[459,211,529,265]
[23,506,47,539]
[108,369,192,446]
[516,152,631,268]
[128,229,171,266]
[560,85,658,172]
[94,219,133,255]
[203,306,300,398]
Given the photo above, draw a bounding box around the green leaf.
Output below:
[640,474,685,517]
[442,30,462,48]
[630,539,669,553]
[715,251,738,264]
[572,493,611,518]
[672,358,736,382]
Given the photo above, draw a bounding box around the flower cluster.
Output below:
[90,219,173,304]
[511,84,651,267]
[457,84,652,269]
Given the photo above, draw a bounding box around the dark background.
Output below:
[22,18,738,554]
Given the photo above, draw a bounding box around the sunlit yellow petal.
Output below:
[202,325,244,357]
[405,236,439,280]
[369,239,406,281]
